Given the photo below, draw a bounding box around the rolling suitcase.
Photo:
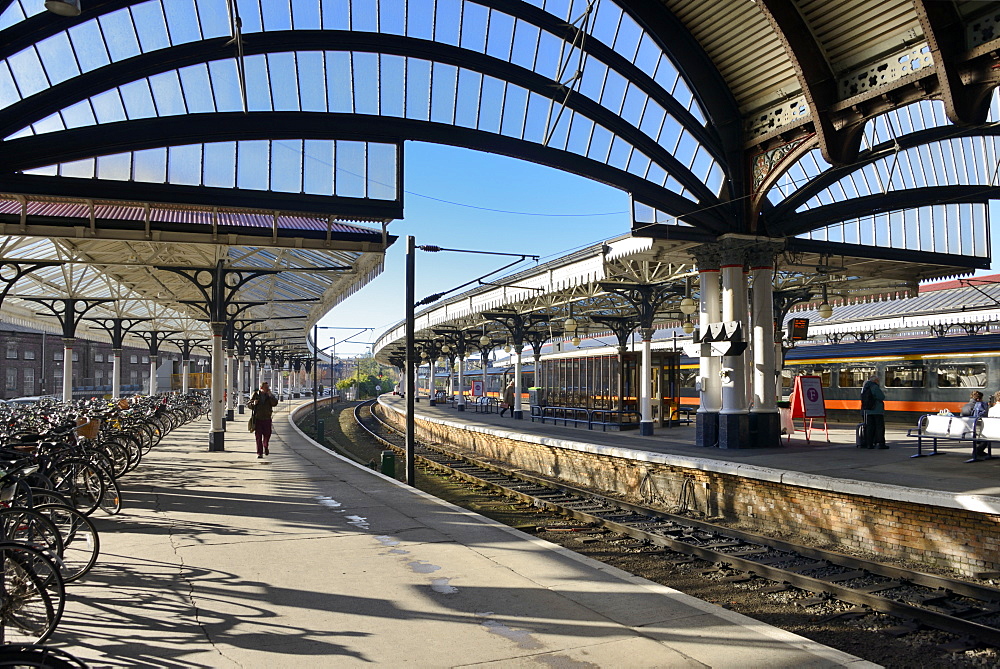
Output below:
[856,411,869,448]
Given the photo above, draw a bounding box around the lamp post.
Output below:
[404,237,538,486]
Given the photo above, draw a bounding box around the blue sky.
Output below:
[316,141,633,357]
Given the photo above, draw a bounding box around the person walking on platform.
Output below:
[499,380,516,417]
[247,381,279,458]
[860,375,886,449]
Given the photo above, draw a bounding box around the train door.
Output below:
[651,352,681,427]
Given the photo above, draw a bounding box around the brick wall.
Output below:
[380,403,999,577]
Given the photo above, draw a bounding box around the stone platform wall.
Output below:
[379,401,999,577]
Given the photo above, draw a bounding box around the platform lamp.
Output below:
[45,0,81,16]
[818,285,834,320]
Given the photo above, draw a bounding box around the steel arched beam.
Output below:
[0,30,720,206]
[0,112,729,232]
[771,184,997,237]
[766,123,1000,222]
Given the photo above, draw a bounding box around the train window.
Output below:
[935,363,987,388]
[786,368,831,387]
[679,370,697,388]
[885,366,924,388]
[839,366,876,387]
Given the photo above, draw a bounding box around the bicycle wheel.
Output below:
[32,504,99,583]
[0,544,58,644]
[0,508,63,563]
[96,470,122,516]
[49,460,104,517]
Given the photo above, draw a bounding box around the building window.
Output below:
[130,355,138,364]
[5,368,16,392]
[6,344,16,359]
[95,353,103,363]
[54,351,63,361]
[23,368,34,395]
[936,363,987,388]
[71,351,78,362]
[24,350,35,360]
[142,356,149,364]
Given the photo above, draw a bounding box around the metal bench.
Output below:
[906,414,981,459]
[473,396,500,413]
[969,416,998,463]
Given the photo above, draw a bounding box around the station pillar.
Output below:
[639,329,654,436]
[513,344,524,419]
[719,250,750,448]
[695,252,722,448]
[750,251,781,447]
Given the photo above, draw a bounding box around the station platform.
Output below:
[52,401,873,668]
[383,396,1000,514]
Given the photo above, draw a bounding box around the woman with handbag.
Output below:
[246,381,279,458]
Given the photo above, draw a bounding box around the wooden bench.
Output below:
[906,414,989,461]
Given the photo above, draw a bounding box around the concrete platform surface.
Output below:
[387,397,1000,512]
[50,403,876,668]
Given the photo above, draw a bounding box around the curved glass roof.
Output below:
[0,0,724,230]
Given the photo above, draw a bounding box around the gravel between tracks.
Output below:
[303,401,1000,669]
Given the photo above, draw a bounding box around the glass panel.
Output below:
[430,62,457,124]
[351,0,378,32]
[297,51,327,112]
[579,56,608,103]
[591,0,622,47]
[534,30,562,80]
[35,32,80,86]
[60,100,96,129]
[523,91,550,144]
[380,0,406,35]
[99,9,142,62]
[261,0,293,31]
[68,21,111,74]
[588,124,613,163]
[405,57,431,121]
[269,52,300,112]
[0,62,18,109]
[608,135,631,170]
[236,140,270,190]
[168,144,203,186]
[8,48,48,99]
[613,12,642,62]
[511,20,540,71]
[460,2,489,53]
[292,0,322,29]
[208,59,244,112]
[91,90,127,124]
[336,140,367,197]
[243,54,273,111]
[486,10,515,61]
[148,71,187,115]
[133,147,167,182]
[271,140,303,193]
[620,82,645,127]
[178,64,215,114]
[380,54,405,117]
[936,363,987,388]
[368,142,397,200]
[500,84,528,138]
[322,0,351,30]
[455,68,481,128]
[567,114,594,156]
[164,0,203,44]
[407,0,434,39]
[326,51,353,113]
[434,0,461,46]
[303,139,334,195]
[198,0,232,38]
[204,141,237,188]
[96,152,131,181]
[478,75,504,134]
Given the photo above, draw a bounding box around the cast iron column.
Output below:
[719,244,750,448]
[694,247,722,448]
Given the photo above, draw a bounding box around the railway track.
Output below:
[353,399,1000,651]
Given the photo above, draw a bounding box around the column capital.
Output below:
[691,244,722,271]
[746,240,785,269]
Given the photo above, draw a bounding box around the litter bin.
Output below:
[380,450,396,477]
[528,387,544,406]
